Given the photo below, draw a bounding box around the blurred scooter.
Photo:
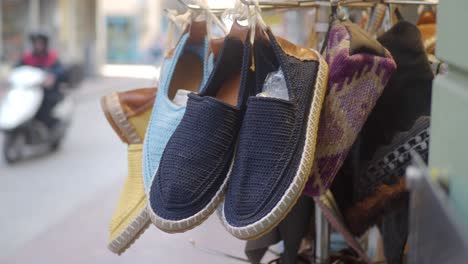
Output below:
[0,66,73,164]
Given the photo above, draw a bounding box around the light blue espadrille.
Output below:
[142,22,214,192]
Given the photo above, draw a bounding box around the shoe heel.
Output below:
[100,93,142,144]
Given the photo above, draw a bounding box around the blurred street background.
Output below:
[0,0,244,262]
[0,77,250,263]
[0,0,310,262]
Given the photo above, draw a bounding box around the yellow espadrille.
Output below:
[128,108,153,141]
[101,88,156,254]
[108,144,150,254]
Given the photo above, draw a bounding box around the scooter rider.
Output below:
[16,31,65,128]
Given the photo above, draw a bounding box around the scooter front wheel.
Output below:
[3,132,25,164]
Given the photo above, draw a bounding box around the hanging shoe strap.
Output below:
[196,0,229,37]
[164,9,193,57]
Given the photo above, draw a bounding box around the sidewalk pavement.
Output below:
[1,181,247,264]
[0,77,267,264]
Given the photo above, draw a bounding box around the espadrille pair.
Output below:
[145,21,328,240]
[102,19,221,254]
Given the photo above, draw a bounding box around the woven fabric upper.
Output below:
[109,144,147,241]
[150,94,241,219]
[303,21,396,197]
[149,37,251,220]
[128,108,153,140]
[142,33,211,193]
[224,31,321,227]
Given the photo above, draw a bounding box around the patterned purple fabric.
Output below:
[304,21,396,196]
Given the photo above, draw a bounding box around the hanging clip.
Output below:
[196,0,229,35]
[164,9,193,56]
[330,0,347,21]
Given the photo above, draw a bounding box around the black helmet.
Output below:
[29,30,49,44]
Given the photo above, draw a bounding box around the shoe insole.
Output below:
[168,52,203,101]
[216,72,241,106]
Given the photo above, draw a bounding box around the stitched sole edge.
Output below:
[219,52,329,240]
[108,208,151,255]
[101,93,142,144]
[147,162,232,233]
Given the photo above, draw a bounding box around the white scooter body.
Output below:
[0,66,45,130]
[0,66,74,163]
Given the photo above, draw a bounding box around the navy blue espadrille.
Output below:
[148,23,254,233]
[220,29,329,240]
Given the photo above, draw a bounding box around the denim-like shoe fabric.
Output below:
[222,30,328,239]
[149,35,252,231]
[142,33,211,193]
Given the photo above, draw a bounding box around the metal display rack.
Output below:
[172,1,447,263]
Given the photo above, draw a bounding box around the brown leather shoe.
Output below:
[101,87,157,144]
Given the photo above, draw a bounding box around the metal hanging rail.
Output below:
[239,0,439,6]
[177,0,438,13]
[177,0,384,11]
[384,0,438,5]
[239,0,301,6]
[176,0,228,14]
[239,0,381,7]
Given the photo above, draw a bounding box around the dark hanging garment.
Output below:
[331,20,434,263]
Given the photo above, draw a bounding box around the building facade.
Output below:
[1,0,96,73]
